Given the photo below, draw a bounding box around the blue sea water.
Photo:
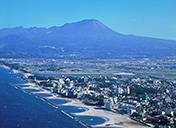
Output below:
[76,116,107,125]
[35,93,53,97]
[0,67,85,128]
[48,99,70,105]
[60,106,87,113]
[23,89,40,92]
[16,84,30,88]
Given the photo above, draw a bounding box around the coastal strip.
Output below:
[36,95,49,102]
[61,110,77,119]
[10,83,22,90]
[47,100,61,109]
[79,121,94,128]
[23,90,34,95]
[9,82,93,128]
[10,83,34,95]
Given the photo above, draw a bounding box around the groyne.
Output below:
[9,82,92,128]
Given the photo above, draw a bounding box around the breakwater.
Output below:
[9,82,92,128]
[62,110,77,119]
[10,83,35,95]
[79,121,94,128]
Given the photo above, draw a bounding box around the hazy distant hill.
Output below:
[0,19,176,58]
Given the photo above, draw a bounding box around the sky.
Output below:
[0,0,176,40]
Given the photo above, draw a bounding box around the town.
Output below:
[1,57,176,127]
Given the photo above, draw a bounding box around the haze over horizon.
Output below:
[0,0,176,40]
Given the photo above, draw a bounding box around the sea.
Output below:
[0,67,85,128]
[0,67,107,128]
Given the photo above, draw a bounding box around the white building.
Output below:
[116,86,123,94]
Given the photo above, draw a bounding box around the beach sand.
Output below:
[47,96,147,128]
[19,82,147,128]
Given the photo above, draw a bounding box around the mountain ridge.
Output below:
[0,19,176,58]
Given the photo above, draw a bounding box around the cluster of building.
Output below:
[25,74,176,127]
[1,57,176,127]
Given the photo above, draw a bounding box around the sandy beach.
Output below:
[19,82,148,128]
[5,64,147,128]
[48,97,147,128]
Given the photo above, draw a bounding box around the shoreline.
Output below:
[16,82,147,128]
[9,83,93,128]
[6,66,147,128]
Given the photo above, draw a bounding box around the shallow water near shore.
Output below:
[76,115,107,125]
[34,93,53,97]
[48,98,70,105]
[23,88,40,92]
[16,84,31,87]
[60,105,87,113]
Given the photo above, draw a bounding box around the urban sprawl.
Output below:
[1,57,176,128]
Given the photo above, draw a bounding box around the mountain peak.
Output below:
[81,19,100,22]
[78,19,102,25]
[62,19,100,27]
[57,19,121,38]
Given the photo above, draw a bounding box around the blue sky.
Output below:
[0,0,176,40]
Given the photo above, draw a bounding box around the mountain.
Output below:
[0,19,176,58]
[48,19,122,38]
